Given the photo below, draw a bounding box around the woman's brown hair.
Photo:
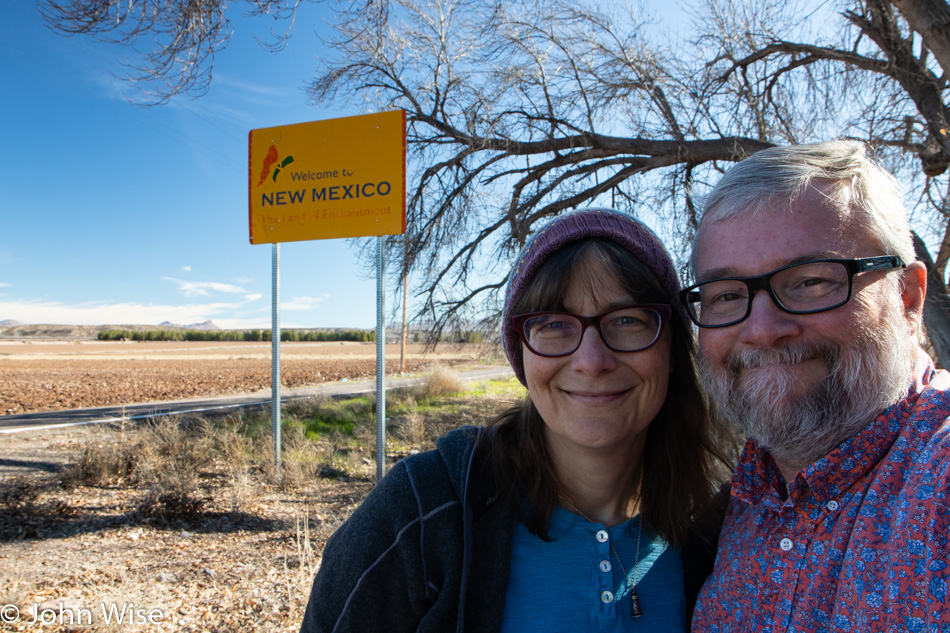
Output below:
[480,238,733,545]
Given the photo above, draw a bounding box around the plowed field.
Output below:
[0,340,495,415]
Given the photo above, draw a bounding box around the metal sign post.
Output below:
[375,236,386,481]
[272,243,281,474]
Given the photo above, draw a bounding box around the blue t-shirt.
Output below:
[499,507,687,632]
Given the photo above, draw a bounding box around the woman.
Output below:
[299,208,731,633]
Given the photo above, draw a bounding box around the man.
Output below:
[686,140,950,631]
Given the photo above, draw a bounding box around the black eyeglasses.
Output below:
[679,256,905,328]
[512,304,672,357]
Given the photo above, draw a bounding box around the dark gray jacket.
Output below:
[299,426,720,633]
[300,426,510,633]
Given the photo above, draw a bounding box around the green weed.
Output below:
[466,376,526,398]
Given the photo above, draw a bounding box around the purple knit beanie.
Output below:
[502,208,682,385]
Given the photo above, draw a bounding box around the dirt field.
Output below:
[0,340,500,415]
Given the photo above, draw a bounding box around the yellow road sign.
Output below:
[248,110,406,244]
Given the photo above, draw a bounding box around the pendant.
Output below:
[630,589,643,618]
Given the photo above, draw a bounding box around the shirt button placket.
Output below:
[593,529,613,614]
[775,525,808,631]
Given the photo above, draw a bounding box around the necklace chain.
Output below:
[558,495,644,618]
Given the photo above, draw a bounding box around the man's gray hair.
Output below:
[698,140,916,266]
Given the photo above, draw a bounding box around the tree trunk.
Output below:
[913,231,950,367]
[889,0,950,78]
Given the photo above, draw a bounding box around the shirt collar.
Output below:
[732,351,935,510]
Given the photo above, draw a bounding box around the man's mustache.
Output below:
[725,342,840,374]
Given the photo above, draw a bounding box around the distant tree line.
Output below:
[97,329,376,342]
[95,327,490,344]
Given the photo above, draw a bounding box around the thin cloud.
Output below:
[283,295,330,311]
[214,74,291,98]
[182,266,192,272]
[162,277,251,297]
[92,71,128,102]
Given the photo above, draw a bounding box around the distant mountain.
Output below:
[0,319,24,327]
[158,320,221,330]
[190,320,220,330]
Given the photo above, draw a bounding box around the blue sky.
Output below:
[1,0,385,329]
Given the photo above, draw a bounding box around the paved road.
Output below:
[0,366,514,434]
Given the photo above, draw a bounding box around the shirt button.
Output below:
[596,530,609,543]
[601,590,614,603]
[826,500,840,511]
[780,538,793,551]
[599,560,612,573]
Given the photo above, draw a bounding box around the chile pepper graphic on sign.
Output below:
[257,146,295,185]
[248,110,406,244]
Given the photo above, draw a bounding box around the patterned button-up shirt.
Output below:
[693,353,950,632]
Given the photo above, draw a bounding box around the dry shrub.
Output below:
[407,402,427,444]
[215,418,253,474]
[59,417,216,521]
[411,365,464,402]
[387,394,426,444]
[137,484,204,521]
[366,366,466,448]
[283,393,333,419]
[291,509,321,593]
[213,418,258,511]
[134,417,215,522]
[273,423,323,490]
[286,505,351,590]
[60,425,139,488]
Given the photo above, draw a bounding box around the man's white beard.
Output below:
[699,293,916,473]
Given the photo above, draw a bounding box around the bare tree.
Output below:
[312,0,778,341]
[42,0,950,362]
[39,0,300,103]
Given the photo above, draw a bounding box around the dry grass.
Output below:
[410,364,466,401]
[60,421,139,489]
[135,418,217,521]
